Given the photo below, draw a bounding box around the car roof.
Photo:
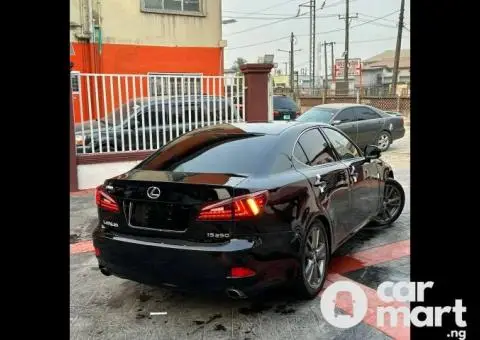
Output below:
[230,121,330,135]
[193,121,330,136]
[313,103,366,109]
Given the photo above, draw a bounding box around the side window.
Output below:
[356,107,381,121]
[293,143,309,164]
[322,128,360,160]
[138,105,164,127]
[295,128,336,166]
[334,108,356,123]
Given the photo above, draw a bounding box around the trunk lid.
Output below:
[100,170,247,243]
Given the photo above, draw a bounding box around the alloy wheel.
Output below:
[376,182,402,224]
[304,227,327,289]
[377,133,390,151]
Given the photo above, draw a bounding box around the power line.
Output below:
[223,0,354,16]
[357,12,402,24]
[225,35,290,51]
[226,35,407,52]
[356,18,397,29]
[295,9,400,37]
[224,0,354,36]
[223,14,339,21]
[226,12,309,36]
[227,0,299,18]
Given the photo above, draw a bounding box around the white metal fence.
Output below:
[71,73,246,154]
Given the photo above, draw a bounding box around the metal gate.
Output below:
[71,72,246,154]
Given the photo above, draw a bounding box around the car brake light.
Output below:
[230,267,256,278]
[197,190,268,221]
[95,185,120,213]
[94,247,101,257]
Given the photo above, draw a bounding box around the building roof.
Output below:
[363,49,410,70]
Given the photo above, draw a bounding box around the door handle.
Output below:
[314,174,328,194]
[349,165,358,183]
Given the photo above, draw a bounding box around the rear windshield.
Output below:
[296,107,339,123]
[273,96,297,110]
[139,132,276,175]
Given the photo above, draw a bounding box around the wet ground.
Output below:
[70,128,410,339]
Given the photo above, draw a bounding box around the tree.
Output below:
[231,57,247,73]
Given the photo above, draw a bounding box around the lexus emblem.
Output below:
[146,186,161,199]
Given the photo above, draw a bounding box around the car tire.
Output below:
[94,140,122,153]
[369,178,405,227]
[294,220,330,300]
[376,131,392,151]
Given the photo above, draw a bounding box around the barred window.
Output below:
[142,0,201,14]
[148,73,202,97]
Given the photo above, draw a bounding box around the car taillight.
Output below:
[274,111,280,116]
[197,190,268,221]
[230,267,256,278]
[95,185,120,213]
[296,111,301,117]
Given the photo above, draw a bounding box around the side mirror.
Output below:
[364,145,381,160]
[331,120,342,126]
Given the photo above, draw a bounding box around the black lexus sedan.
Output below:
[93,122,405,299]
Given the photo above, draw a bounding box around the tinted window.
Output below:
[293,143,309,164]
[356,107,381,120]
[273,96,297,111]
[334,108,357,123]
[271,153,294,173]
[138,105,169,126]
[139,132,276,175]
[322,128,360,160]
[296,129,335,166]
[296,107,338,123]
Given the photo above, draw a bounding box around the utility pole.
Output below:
[339,1,358,81]
[307,0,316,91]
[392,0,405,95]
[323,41,328,91]
[290,32,295,91]
[330,42,335,82]
[277,32,301,93]
[343,0,349,81]
[300,1,317,91]
[312,0,316,90]
[322,41,336,85]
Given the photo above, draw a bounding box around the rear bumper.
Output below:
[92,226,298,296]
[392,127,405,141]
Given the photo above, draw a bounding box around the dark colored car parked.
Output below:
[296,104,405,151]
[75,96,238,153]
[273,95,300,121]
[93,121,405,299]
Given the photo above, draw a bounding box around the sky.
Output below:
[222,0,410,76]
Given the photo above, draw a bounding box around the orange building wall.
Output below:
[71,42,224,123]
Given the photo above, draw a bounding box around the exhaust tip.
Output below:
[226,288,247,300]
[99,266,111,276]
